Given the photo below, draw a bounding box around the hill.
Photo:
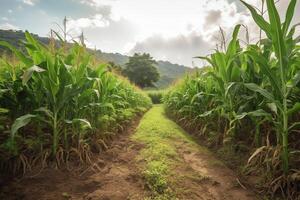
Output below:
[94,51,192,88]
[0,29,191,88]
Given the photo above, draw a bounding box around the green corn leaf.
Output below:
[52,30,65,43]
[22,65,46,85]
[267,102,277,114]
[25,31,38,47]
[226,24,241,59]
[65,118,92,129]
[0,108,9,113]
[194,56,214,66]
[287,102,300,116]
[197,109,215,118]
[25,31,48,51]
[235,109,271,121]
[288,70,300,88]
[0,41,33,66]
[214,52,228,82]
[240,0,271,38]
[282,0,297,36]
[35,107,54,120]
[11,114,36,138]
[246,49,282,97]
[248,109,272,118]
[225,82,236,98]
[244,83,275,102]
[207,72,225,93]
[266,0,289,97]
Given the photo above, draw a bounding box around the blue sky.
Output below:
[0,0,98,34]
[0,0,299,66]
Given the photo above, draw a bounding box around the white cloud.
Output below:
[0,23,20,30]
[122,0,252,65]
[23,0,38,6]
[66,14,110,38]
[69,14,109,29]
[8,9,13,14]
[70,0,300,65]
[129,32,214,66]
[80,0,115,7]
[13,0,299,66]
[126,0,300,65]
[1,17,9,21]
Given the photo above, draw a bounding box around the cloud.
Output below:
[129,32,214,66]
[204,10,222,26]
[80,0,115,8]
[76,17,138,53]
[66,0,118,36]
[23,0,38,6]
[78,0,120,22]
[126,0,252,66]
[201,1,250,39]
[69,14,110,29]
[0,23,20,30]
[4,0,298,67]
[66,14,110,36]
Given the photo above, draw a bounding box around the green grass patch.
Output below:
[132,105,202,198]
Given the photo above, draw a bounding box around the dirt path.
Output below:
[173,139,255,199]
[1,105,258,200]
[132,105,258,199]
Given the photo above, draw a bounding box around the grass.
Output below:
[132,105,209,199]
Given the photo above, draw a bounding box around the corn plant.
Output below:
[164,0,300,197]
[0,31,151,172]
[241,0,299,174]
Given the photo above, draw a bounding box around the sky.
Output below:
[0,0,299,66]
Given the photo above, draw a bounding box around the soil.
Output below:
[171,139,257,200]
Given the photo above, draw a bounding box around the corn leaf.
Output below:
[244,83,275,102]
[11,114,36,138]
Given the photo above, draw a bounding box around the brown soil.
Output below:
[170,139,258,200]
[0,119,149,200]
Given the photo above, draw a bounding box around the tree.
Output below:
[123,53,160,88]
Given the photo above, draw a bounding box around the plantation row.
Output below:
[0,32,151,173]
[164,0,300,198]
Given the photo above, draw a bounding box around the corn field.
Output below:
[164,0,300,198]
[0,31,151,174]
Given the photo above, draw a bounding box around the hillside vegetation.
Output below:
[0,30,191,88]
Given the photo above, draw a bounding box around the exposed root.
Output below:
[245,145,300,199]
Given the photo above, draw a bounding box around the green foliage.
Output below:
[107,61,122,74]
[0,31,151,169]
[146,90,165,104]
[133,106,179,197]
[133,105,212,199]
[164,0,300,198]
[123,53,160,88]
[143,160,169,194]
